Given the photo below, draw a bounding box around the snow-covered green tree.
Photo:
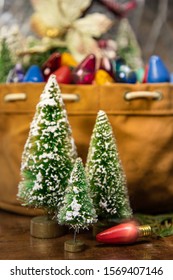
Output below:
[85,110,132,221]
[17,74,77,214]
[58,157,97,234]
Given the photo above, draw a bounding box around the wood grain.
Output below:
[0,210,173,260]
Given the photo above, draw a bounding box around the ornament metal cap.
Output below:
[96,221,152,244]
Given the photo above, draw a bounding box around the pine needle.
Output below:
[134,213,173,237]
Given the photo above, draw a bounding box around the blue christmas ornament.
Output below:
[115,64,137,84]
[126,71,137,84]
[115,71,137,84]
[147,55,170,83]
[23,65,44,82]
[115,71,127,83]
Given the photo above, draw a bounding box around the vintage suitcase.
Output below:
[0,82,173,215]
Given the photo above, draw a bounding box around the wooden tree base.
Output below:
[64,240,85,252]
[30,215,66,239]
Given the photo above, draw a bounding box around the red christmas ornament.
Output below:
[42,52,61,81]
[72,54,96,84]
[53,65,72,84]
[72,71,95,85]
[78,53,96,72]
[142,64,149,83]
[96,221,152,244]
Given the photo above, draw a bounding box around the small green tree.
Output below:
[0,38,14,83]
[58,157,97,240]
[85,110,132,221]
[17,74,77,214]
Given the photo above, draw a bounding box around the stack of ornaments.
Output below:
[3,44,172,85]
[0,8,171,85]
[17,74,134,252]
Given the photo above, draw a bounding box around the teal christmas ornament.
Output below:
[115,57,126,72]
[147,55,170,83]
[23,65,44,82]
[136,67,144,83]
[112,57,126,73]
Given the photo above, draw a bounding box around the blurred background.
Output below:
[0,0,172,70]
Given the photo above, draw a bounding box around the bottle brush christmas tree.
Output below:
[85,110,132,228]
[58,157,97,252]
[17,74,77,238]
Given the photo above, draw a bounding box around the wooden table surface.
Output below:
[0,209,173,260]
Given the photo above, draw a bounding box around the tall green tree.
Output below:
[58,157,97,234]
[17,74,77,214]
[85,110,132,221]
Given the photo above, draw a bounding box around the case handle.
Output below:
[124,91,162,101]
[4,93,26,102]
[4,93,80,102]
[4,90,162,102]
